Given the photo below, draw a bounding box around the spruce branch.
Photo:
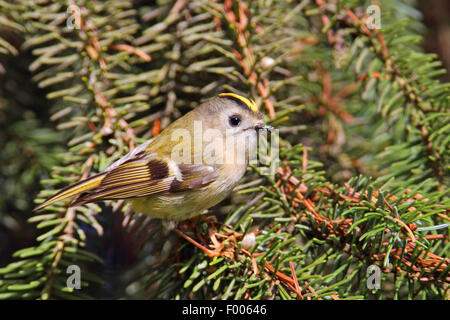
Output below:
[314,0,449,188]
[0,0,447,300]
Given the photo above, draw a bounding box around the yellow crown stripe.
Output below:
[219,93,258,113]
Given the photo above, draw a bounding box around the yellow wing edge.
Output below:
[33,173,106,211]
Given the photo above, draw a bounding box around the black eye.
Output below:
[229,115,241,127]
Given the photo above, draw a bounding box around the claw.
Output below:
[173,228,220,258]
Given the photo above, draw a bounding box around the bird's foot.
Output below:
[173,228,220,258]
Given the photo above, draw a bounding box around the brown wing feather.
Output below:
[170,164,218,192]
[70,158,171,206]
[70,159,218,207]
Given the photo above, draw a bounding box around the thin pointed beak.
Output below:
[254,123,273,131]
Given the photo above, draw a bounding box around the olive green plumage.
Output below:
[34,93,270,220]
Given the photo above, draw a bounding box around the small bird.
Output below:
[34,93,272,221]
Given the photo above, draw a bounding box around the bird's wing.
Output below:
[168,164,219,192]
[34,146,219,210]
[70,157,218,207]
[33,121,221,211]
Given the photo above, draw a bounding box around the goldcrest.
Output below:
[34,93,272,220]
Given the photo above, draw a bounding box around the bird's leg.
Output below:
[173,228,220,258]
[176,214,207,244]
[161,219,178,231]
[173,211,227,258]
[173,212,239,259]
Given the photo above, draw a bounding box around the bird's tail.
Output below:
[33,172,107,211]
